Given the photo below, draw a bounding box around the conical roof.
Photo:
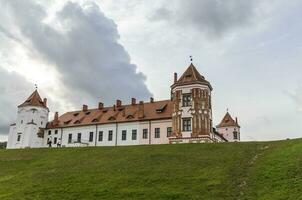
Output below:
[171,63,212,90]
[18,90,47,108]
[216,112,240,128]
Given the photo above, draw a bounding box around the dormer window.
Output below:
[73,113,79,117]
[108,116,116,121]
[74,120,81,124]
[126,115,134,119]
[182,94,192,107]
[156,104,167,113]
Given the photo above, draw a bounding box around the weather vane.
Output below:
[190,55,193,62]
[227,108,229,112]
[35,84,38,90]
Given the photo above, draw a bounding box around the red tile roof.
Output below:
[18,90,48,109]
[47,100,173,129]
[216,112,240,128]
[171,63,212,90]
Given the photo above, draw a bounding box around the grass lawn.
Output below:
[0,139,302,199]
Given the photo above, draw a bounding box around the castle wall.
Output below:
[44,119,172,148]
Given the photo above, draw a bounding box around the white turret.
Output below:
[216,112,240,142]
[7,90,49,149]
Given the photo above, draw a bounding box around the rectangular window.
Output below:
[142,129,148,139]
[167,127,172,137]
[55,130,58,134]
[132,130,137,140]
[122,130,127,141]
[182,94,192,107]
[77,133,81,143]
[155,128,160,138]
[89,132,94,142]
[233,132,238,140]
[17,134,21,142]
[68,134,72,143]
[108,130,113,141]
[183,118,191,131]
[54,137,57,144]
[98,131,103,142]
[48,130,51,135]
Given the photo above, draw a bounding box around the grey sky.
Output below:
[0,0,302,141]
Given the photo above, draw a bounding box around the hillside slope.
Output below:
[0,139,301,200]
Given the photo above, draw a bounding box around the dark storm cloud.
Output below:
[151,0,260,38]
[3,0,152,107]
[0,67,32,136]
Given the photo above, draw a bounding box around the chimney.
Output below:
[236,117,238,124]
[116,99,122,107]
[150,97,154,103]
[131,98,136,105]
[53,112,59,126]
[174,73,178,83]
[43,98,47,107]
[138,101,144,118]
[113,105,116,111]
[83,104,88,112]
[98,102,104,110]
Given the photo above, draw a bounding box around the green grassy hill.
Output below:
[0,139,302,200]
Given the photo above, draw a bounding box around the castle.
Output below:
[7,63,241,149]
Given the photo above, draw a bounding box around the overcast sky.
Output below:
[0,0,302,141]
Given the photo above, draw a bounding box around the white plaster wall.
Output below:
[217,126,240,142]
[116,122,140,146]
[96,123,117,146]
[7,106,48,149]
[58,125,96,147]
[150,120,172,144]
[139,122,150,145]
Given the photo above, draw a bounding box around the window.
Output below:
[132,130,137,140]
[182,94,192,107]
[68,134,72,143]
[17,134,21,142]
[182,118,191,131]
[55,130,58,134]
[54,137,57,144]
[142,129,148,139]
[98,131,103,142]
[48,130,51,135]
[155,128,160,138]
[122,130,127,141]
[167,127,172,137]
[41,121,43,125]
[89,132,94,142]
[108,130,113,141]
[21,120,23,124]
[233,131,238,140]
[77,133,81,143]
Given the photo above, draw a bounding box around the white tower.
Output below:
[7,90,49,149]
[216,112,240,142]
